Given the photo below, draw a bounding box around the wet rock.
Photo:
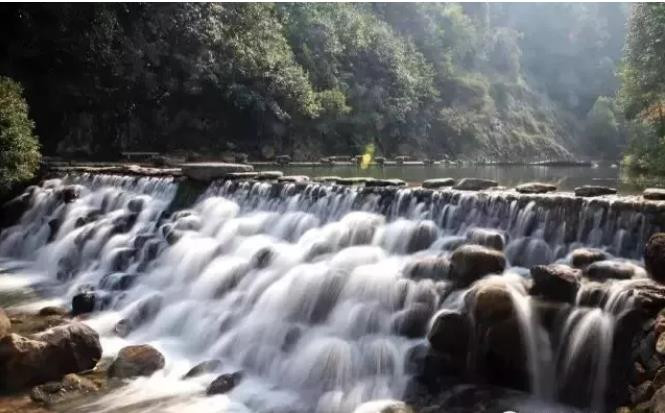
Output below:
[465,228,505,251]
[530,264,581,302]
[183,360,222,379]
[0,192,31,228]
[113,295,163,337]
[127,198,144,213]
[407,220,439,252]
[570,248,607,269]
[30,373,98,405]
[251,247,273,269]
[99,272,137,291]
[38,306,69,317]
[422,178,455,189]
[449,244,506,287]
[335,177,375,186]
[391,304,433,339]
[427,310,471,356]
[403,257,449,281]
[353,400,414,413]
[645,233,665,284]
[654,366,665,390]
[225,171,259,180]
[59,185,80,203]
[71,291,96,316]
[0,308,10,339]
[651,386,665,413]
[453,178,498,191]
[365,179,406,188]
[0,322,102,390]
[584,260,643,281]
[656,333,665,356]
[108,344,165,378]
[471,282,515,324]
[515,182,557,194]
[484,317,529,389]
[632,381,655,405]
[181,162,253,181]
[644,188,665,201]
[574,185,617,197]
[206,371,243,395]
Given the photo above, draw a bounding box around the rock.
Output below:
[0,192,31,229]
[0,322,102,390]
[449,244,506,287]
[335,177,375,186]
[278,175,310,183]
[465,228,505,251]
[353,400,414,413]
[113,294,163,337]
[38,306,69,317]
[644,188,665,201]
[646,233,665,284]
[422,178,455,189]
[206,371,243,395]
[515,182,557,194]
[471,282,515,324]
[484,317,529,388]
[313,176,342,183]
[180,162,253,181]
[403,257,449,281]
[276,155,291,165]
[574,185,617,197]
[570,248,607,269]
[407,220,438,252]
[108,344,165,379]
[391,304,433,339]
[427,310,471,355]
[453,178,498,191]
[652,385,665,413]
[632,381,656,405]
[656,333,665,356]
[365,179,406,187]
[71,291,96,316]
[530,264,581,302]
[584,260,643,281]
[225,171,258,180]
[59,185,80,203]
[183,360,222,379]
[0,308,10,339]
[30,373,98,405]
[654,366,665,390]
[256,171,284,180]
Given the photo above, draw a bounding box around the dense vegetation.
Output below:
[0,3,629,162]
[619,3,665,173]
[0,76,40,194]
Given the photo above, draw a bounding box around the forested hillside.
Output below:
[0,3,628,161]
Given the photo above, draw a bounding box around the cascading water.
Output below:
[1,174,662,412]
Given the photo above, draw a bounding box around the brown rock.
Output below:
[657,333,665,356]
[530,264,581,302]
[515,182,557,194]
[206,371,243,395]
[0,308,10,339]
[570,248,607,269]
[450,244,506,287]
[108,344,165,379]
[646,233,665,284]
[574,185,617,197]
[654,367,665,390]
[453,178,498,191]
[38,306,69,317]
[652,385,665,413]
[472,282,515,324]
[632,380,655,404]
[427,311,471,356]
[644,188,665,201]
[30,373,98,405]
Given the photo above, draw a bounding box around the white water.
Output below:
[0,174,659,412]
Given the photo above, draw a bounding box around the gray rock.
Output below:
[515,182,557,194]
[644,188,665,201]
[181,162,253,181]
[206,371,243,395]
[183,360,222,379]
[453,178,498,191]
[466,228,505,251]
[574,185,617,197]
[403,257,450,281]
[422,178,455,189]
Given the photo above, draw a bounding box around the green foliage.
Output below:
[0,77,40,192]
[584,97,621,159]
[619,4,665,172]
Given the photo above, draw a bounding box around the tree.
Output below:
[0,76,40,193]
[584,96,621,159]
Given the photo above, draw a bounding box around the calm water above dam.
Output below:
[257,163,665,193]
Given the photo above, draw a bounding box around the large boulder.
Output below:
[570,248,607,269]
[206,371,243,395]
[427,310,471,356]
[0,322,102,390]
[515,182,557,194]
[453,178,498,191]
[644,188,665,201]
[0,308,10,339]
[108,344,165,379]
[646,233,665,284]
[584,260,644,281]
[402,257,449,281]
[449,244,506,287]
[574,185,617,197]
[422,178,455,189]
[530,264,581,303]
[466,228,505,251]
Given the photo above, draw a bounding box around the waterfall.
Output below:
[0,174,659,412]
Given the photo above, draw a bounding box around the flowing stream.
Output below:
[0,173,661,412]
